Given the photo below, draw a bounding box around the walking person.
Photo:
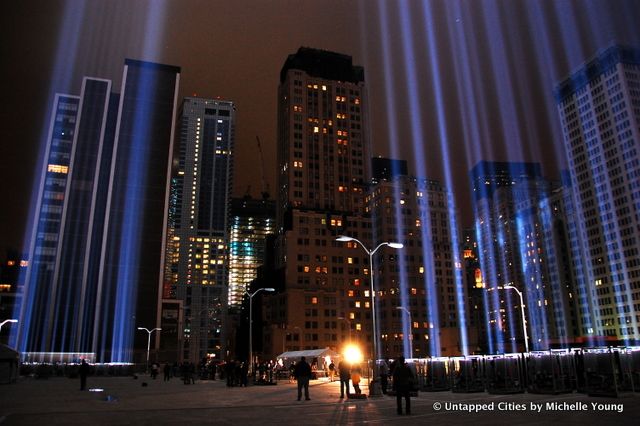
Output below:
[163,362,171,381]
[151,362,159,379]
[294,356,312,401]
[328,360,335,382]
[351,364,362,395]
[79,359,90,391]
[379,360,389,394]
[338,360,351,399]
[392,356,414,415]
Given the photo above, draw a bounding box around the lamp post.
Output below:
[336,235,403,396]
[137,327,162,373]
[395,307,413,358]
[247,287,275,374]
[0,319,18,339]
[500,284,529,353]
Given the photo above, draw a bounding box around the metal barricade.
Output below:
[449,356,485,393]
[526,350,574,394]
[582,348,633,397]
[485,353,525,394]
[416,357,450,391]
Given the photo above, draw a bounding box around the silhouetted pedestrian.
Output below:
[393,356,414,415]
[294,356,312,401]
[379,360,389,394]
[189,362,196,384]
[328,360,336,382]
[339,360,351,398]
[151,362,159,379]
[79,359,90,391]
[181,361,190,384]
[351,364,362,395]
[226,360,235,386]
[163,363,171,381]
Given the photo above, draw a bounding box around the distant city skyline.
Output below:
[2,0,640,255]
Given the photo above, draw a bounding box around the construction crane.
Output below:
[256,136,270,200]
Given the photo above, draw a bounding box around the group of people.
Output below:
[288,356,415,415]
[338,357,415,415]
[78,354,415,415]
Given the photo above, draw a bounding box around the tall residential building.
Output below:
[228,196,276,307]
[264,47,371,361]
[461,228,487,354]
[368,161,468,358]
[470,161,549,354]
[555,45,640,344]
[0,250,23,345]
[513,183,580,349]
[164,97,235,363]
[15,60,180,363]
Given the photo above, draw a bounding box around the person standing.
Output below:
[392,356,414,415]
[79,359,90,391]
[338,360,351,399]
[328,360,335,382]
[351,364,362,395]
[163,362,171,381]
[379,360,389,394]
[294,356,312,401]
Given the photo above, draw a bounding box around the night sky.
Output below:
[2,0,639,255]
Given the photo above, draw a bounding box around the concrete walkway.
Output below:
[1,375,637,425]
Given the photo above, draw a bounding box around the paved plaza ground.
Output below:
[0,374,637,425]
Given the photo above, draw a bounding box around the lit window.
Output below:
[419,266,424,273]
[48,164,68,174]
[355,323,361,331]
[355,301,361,308]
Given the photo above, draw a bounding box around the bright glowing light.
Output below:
[343,344,363,364]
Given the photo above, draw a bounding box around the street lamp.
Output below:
[500,284,529,353]
[137,327,162,373]
[0,319,18,333]
[336,235,403,396]
[395,307,413,358]
[247,287,275,374]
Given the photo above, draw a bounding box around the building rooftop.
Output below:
[280,47,364,84]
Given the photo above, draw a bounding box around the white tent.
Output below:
[277,347,340,372]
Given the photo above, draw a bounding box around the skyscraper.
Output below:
[555,45,640,344]
[264,48,371,360]
[15,60,180,363]
[164,97,235,363]
[470,161,549,353]
[228,196,275,308]
[368,161,468,358]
